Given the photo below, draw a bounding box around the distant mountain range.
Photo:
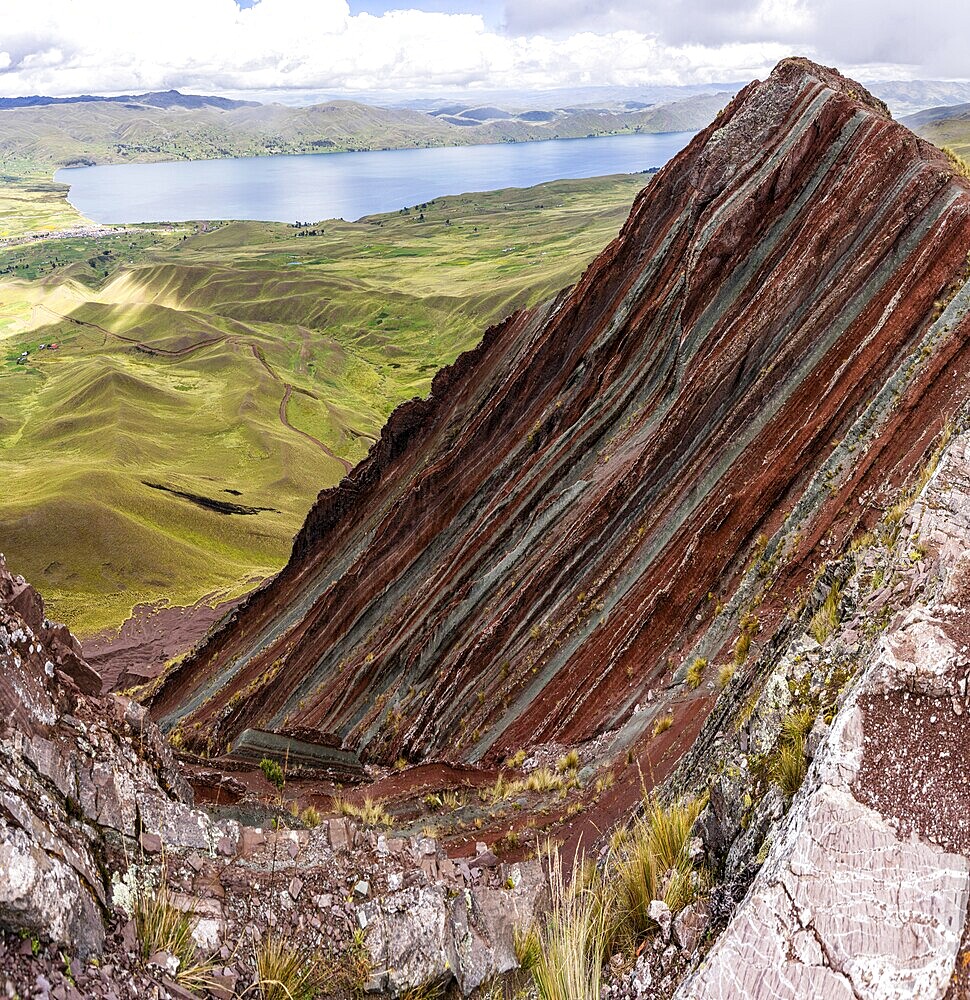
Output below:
[3,77,969,119]
[0,91,730,172]
[0,90,260,111]
[2,77,967,178]
[868,80,970,117]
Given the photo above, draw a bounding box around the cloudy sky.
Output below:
[0,0,966,99]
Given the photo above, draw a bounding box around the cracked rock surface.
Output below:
[678,437,970,1000]
[0,553,195,957]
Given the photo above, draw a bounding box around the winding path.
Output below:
[280,384,353,472]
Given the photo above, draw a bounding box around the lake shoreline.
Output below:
[57,130,697,226]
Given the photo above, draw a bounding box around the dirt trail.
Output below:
[249,342,352,471]
[38,303,224,356]
[280,384,353,472]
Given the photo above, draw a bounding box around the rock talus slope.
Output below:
[151,59,970,794]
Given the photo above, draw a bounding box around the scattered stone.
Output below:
[147,951,178,977]
[672,901,710,952]
[139,832,163,855]
[648,900,672,942]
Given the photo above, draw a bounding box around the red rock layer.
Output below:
[151,59,970,771]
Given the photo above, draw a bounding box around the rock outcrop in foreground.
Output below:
[0,553,191,956]
[0,554,544,998]
[674,431,970,999]
[153,58,970,808]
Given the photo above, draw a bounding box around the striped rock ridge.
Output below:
[150,58,970,798]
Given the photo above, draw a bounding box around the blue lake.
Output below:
[57,131,696,225]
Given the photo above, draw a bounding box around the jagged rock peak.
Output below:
[151,57,970,813]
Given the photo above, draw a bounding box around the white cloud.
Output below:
[0,0,964,98]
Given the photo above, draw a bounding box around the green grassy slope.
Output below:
[0,165,90,238]
[0,173,648,634]
[912,113,970,159]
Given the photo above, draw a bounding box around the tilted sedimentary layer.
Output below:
[151,59,970,774]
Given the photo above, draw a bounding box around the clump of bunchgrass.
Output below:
[733,612,759,667]
[299,805,321,828]
[685,657,707,690]
[330,794,392,827]
[609,796,706,950]
[402,981,447,1000]
[780,706,816,745]
[132,876,218,994]
[594,771,616,795]
[809,582,841,645]
[717,662,735,690]
[254,933,326,1000]
[521,847,611,1000]
[769,734,808,798]
[526,768,566,794]
[943,145,970,180]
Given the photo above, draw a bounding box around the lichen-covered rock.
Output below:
[359,864,545,996]
[677,434,970,999]
[0,554,198,956]
[0,819,104,956]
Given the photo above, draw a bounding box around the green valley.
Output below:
[0,172,648,635]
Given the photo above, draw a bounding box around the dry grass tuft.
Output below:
[610,796,706,949]
[330,794,392,827]
[944,145,970,181]
[685,657,707,690]
[520,847,611,1000]
[769,735,808,797]
[254,934,326,1000]
[809,582,841,645]
[133,878,218,994]
[733,612,759,667]
[299,805,322,828]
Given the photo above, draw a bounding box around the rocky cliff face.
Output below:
[0,552,191,957]
[671,430,970,999]
[151,59,970,798]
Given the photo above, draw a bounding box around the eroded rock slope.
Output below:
[152,60,970,814]
[675,431,970,999]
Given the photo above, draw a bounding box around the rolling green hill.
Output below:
[0,173,649,634]
[905,103,970,159]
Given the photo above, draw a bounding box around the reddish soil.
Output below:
[84,593,245,692]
